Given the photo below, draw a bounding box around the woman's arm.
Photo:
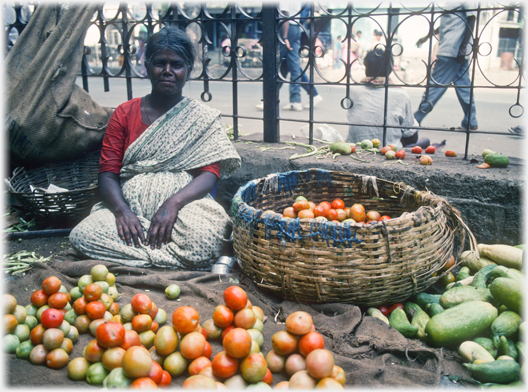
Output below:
[99,171,146,247]
[147,170,218,249]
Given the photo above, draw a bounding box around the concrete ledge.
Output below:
[217,135,524,246]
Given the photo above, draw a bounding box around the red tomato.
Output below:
[411,146,422,154]
[379,215,391,221]
[96,321,126,348]
[425,146,436,154]
[378,306,389,317]
[349,145,356,153]
[387,303,404,315]
[41,308,64,329]
[313,205,326,218]
[326,209,338,221]
[445,150,457,157]
[331,199,345,210]
[395,150,405,159]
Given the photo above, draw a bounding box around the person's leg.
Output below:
[414,56,458,125]
[453,61,478,129]
[286,26,302,104]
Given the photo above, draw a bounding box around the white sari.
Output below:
[70,97,241,270]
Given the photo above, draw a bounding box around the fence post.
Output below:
[262,4,279,143]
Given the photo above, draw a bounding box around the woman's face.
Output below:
[148,49,189,98]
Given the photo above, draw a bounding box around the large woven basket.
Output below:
[6,151,101,223]
[231,169,476,307]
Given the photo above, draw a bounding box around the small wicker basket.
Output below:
[6,151,101,224]
[231,169,476,306]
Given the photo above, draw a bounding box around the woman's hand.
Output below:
[147,170,218,250]
[99,171,146,248]
[115,209,146,247]
[147,198,180,249]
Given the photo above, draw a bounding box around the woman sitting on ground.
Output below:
[346,48,430,149]
[70,26,241,270]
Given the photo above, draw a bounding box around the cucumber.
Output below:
[403,302,423,318]
[478,244,523,271]
[491,311,522,347]
[514,244,525,250]
[516,341,524,365]
[491,266,525,281]
[413,293,441,309]
[330,141,352,155]
[426,303,444,317]
[425,301,498,347]
[473,337,498,359]
[463,359,520,384]
[459,341,495,363]
[489,278,523,314]
[410,309,430,341]
[366,308,389,325]
[460,250,496,272]
[482,380,524,388]
[499,335,518,361]
[446,276,473,290]
[439,286,497,308]
[484,153,510,168]
[471,264,498,288]
[389,308,418,338]
[455,266,471,281]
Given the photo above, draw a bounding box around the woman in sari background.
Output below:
[70,27,241,270]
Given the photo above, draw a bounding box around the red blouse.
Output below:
[99,98,220,178]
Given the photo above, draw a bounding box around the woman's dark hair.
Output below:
[364,48,391,78]
[145,26,196,76]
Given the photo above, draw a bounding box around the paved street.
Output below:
[78,64,526,159]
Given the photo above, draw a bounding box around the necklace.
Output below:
[143,96,153,124]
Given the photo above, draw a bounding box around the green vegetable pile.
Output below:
[366,243,524,387]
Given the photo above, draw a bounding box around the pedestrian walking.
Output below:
[414,2,478,130]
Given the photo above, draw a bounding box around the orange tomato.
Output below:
[292,200,310,213]
[283,207,297,219]
[131,293,153,314]
[365,210,381,222]
[86,300,106,320]
[172,306,200,335]
[223,328,252,358]
[31,290,49,308]
[42,276,61,295]
[331,199,345,210]
[297,209,315,219]
[47,292,68,309]
[335,209,347,221]
[83,283,103,302]
[212,351,239,379]
[326,209,338,221]
[348,204,366,222]
[223,286,248,311]
[298,331,325,357]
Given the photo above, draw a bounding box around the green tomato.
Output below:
[165,284,181,299]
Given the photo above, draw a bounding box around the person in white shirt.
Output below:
[346,49,430,149]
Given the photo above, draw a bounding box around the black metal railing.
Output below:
[5,2,524,159]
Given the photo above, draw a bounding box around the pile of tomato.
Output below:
[4,268,348,389]
[275,196,391,224]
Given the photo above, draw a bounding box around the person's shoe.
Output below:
[255,101,264,110]
[282,102,303,111]
[303,95,323,109]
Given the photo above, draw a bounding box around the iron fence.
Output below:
[5,2,524,159]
